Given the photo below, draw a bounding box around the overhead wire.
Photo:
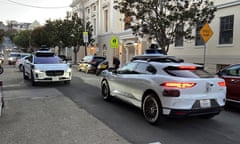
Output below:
[6,0,70,9]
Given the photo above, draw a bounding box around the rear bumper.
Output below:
[163,99,224,118]
[166,107,223,118]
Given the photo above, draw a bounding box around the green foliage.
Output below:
[31,26,50,48]
[0,29,4,44]
[13,30,32,51]
[114,0,217,54]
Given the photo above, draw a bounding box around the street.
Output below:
[1,65,240,144]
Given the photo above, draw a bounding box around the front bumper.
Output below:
[33,70,72,82]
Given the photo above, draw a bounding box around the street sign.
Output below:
[200,23,213,43]
[83,32,88,43]
[110,36,119,48]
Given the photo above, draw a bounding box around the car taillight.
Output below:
[218,81,226,87]
[160,82,196,89]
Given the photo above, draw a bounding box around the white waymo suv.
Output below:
[23,50,72,86]
[100,55,226,124]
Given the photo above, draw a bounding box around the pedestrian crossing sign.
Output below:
[110,36,119,48]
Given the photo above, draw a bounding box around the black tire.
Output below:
[142,93,162,124]
[96,69,102,76]
[101,80,112,101]
[19,65,23,72]
[23,68,28,80]
[64,80,71,84]
[0,66,3,74]
[199,114,216,119]
[31,71,37,86]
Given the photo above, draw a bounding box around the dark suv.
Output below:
[78,55,106,73]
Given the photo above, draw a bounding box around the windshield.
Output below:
[34,56,60,64]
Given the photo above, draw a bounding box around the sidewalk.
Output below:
[0,88,130,144]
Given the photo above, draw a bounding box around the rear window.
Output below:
[166,69,214,78]
[164,66,214,78]
[93,57,106,62]
[34,56,60,64]
[9,53,20,57]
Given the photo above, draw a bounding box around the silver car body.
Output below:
[23,51,72,84]
[101,60,226,116]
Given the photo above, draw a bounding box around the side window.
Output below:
[135,63,156,74]
[118,62,138,74]
[222,65,240,76]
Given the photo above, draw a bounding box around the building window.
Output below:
[93,5,96,11]
[87,8,90,14]
[104,10,108,32]
[219,15,234,44]
[195,23,204,46]
[175,24,183,47]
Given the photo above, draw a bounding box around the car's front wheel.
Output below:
[31,71,37,86]
[19,65,23,72]
[142,93,162,124]
[101,80,112,101]
[23,68,28,80]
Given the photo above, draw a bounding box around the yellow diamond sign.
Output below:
[200,23,213,43]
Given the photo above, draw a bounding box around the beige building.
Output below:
[71,0,240,71]
[70,0,149,66]
[168,0,240,73]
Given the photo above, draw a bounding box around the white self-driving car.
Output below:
[100,55,226,124]
[23,50,72,86]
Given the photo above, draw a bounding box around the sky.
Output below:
[0,0,72,25]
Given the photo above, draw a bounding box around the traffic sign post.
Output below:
[83,32,88,56]
[200,23,213,68]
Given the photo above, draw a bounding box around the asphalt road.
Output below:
[1,65,240,144]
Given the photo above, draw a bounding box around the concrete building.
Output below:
[71,0,240,71]
[70,0,149,66]
[168,0,240,73]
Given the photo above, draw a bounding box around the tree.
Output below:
[12,30,32,52]
[114,0,217,54]
[31,26,50,50]
[0,29,4,44]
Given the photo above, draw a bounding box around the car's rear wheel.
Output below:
[101,80,112,101]
[142,93,162,124]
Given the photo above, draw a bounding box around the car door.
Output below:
[24,55,33,76]
[109,62,138,99]
[219,65,240,102]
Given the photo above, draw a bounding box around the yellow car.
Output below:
[78,55,106,73]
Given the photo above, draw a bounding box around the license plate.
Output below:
[200,99,211,108]
[52,77,58,81]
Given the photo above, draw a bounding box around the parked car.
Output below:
[216,64,240,106]
[22,50,72,86]
[0,53,4,64]
[100,55,226,124]
[15,55,29,72]
[78,55,106,73]
[96,60,109,76]
[7,52,20,65]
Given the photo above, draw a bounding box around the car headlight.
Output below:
[34,69,44,73]
[66,68,72,73]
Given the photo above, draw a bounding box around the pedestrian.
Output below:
[113,56,120,69]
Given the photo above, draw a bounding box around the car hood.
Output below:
[34,64,70,71]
